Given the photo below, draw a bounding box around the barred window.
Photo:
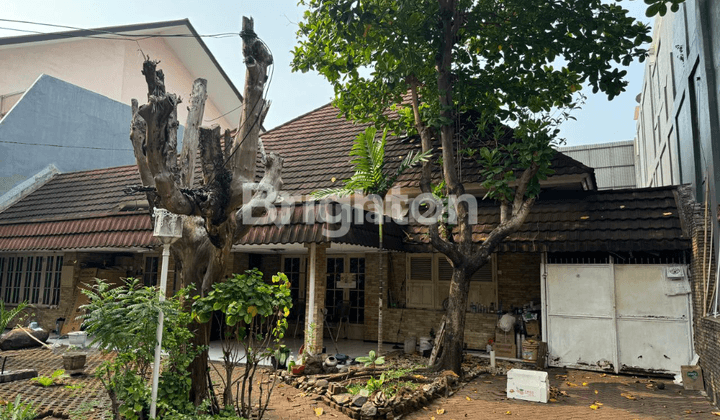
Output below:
[0,254,64,305]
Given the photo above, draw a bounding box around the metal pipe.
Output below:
[150,243,171,419]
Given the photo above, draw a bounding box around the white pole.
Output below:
[150,243,171,419]
[307,242,317,353]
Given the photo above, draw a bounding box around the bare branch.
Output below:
[180,78,208,188]
[129,99,154,188]
[230,17,273,181]
[233,152,284,240]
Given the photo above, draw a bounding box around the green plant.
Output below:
[30,369,68,387]
[356,350,385,368]
[193,269,292,419]
[0,300,28,333]
[365,373,386,394]
[0,395,36,420]
[81,278,199,420]
[67,401,98,420]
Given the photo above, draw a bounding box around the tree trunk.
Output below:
[435,265,471,373]
[188,320,211,405]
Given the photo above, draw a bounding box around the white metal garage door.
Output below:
[544,263,693,374]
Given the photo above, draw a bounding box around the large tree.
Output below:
[293,0,655,373]
[129,17,281,403]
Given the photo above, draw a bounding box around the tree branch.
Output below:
[233,152,284,241]
[180,78,208,188]
[512,163,539,216]
[230,17,273,182]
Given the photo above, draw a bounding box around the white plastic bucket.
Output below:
[419,337,433,352]
[67,331,87,347]
[404,336,417,354]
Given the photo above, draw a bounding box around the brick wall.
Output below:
[382,308,496,350]
[497,252,541,310]
[678,185,720,405]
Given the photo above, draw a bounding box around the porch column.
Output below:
[304,243,328,354]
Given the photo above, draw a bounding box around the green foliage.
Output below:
[365,373,386,393]
[81,278,199,419]
[0,395,36,420]
[193,269,292,418]
[0,300,28,333]
[293,0,654,204]
[313,126,430,199]
[30,369,68,387]
[644,0,685,17]
[355,350,385,368]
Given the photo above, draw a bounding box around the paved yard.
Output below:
[0,348,716,420]
[405,367,718,420]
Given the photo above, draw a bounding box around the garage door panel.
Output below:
[547,316,615,370]
[547,265,613,317]
[615,266,689,319]
[617,319,693,372]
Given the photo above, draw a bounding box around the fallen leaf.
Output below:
[314,407,324,416]
[601,373,607,377]
[560,391,569,396]
[590,404,599,410]
[466,396,472,401]
[484,381,493,384]
[566,382,578,387]
[712,412,720,416]
[437,408,445,415]
[431,417,436,420]
[594,390,599,394]
[582,382,588,386]
[549,398,557,403]
[621,393,637,400]
[594,401,603,406]
[422,407,429,411]
[505,411,511,415]
[556,374,567,379]
[684,410,692,414]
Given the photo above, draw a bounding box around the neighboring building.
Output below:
[0,102,696,376]
[635,0,720,404]
[0,20,243,198]
[557,141,637,190]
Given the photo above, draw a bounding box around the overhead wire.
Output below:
[0,18,239,39]
[0,140,133,151]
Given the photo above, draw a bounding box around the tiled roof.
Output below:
[405,186,689,253]
[260,103,597,195]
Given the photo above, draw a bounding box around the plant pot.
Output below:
[62,353,86,370]
[291,364,305,375]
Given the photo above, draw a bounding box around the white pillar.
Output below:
[306,242,317,353]
[150,244,171,419]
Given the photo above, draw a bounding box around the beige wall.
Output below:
[0,37,232,129]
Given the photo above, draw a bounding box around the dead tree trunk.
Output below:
[128,17,279,405]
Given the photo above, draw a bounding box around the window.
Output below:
[0,254,64,305]
[325,256,365,324]
[406,253,497,310]
[143,256,159,287]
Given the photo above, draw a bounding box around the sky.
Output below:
[0,0,654,147]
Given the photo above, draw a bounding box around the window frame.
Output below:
[406,253,497,310]
[0,253,64,307]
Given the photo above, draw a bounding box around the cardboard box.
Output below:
[525,320,539,337]
[507,369,549,403]
[494,342,516,358]
[681,365,704,391]
[495,328,514,344]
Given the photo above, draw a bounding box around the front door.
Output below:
[326,256,365,328]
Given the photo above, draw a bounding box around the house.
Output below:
[557,141,638,190]
[0,101,702,377]
[634,0,720,404]
[0,20,243,202]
